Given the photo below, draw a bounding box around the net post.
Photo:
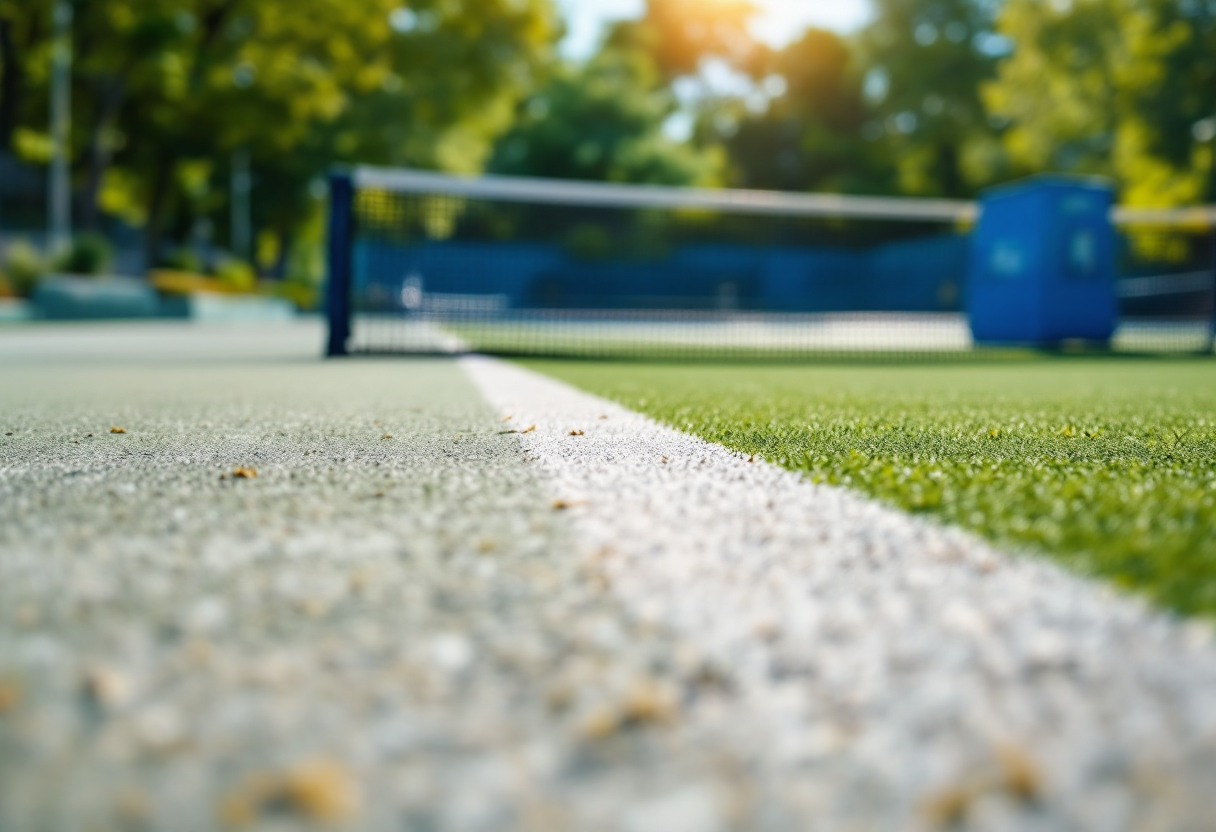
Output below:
[325,170,355,357]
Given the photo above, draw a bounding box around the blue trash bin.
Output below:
[968,177,1117,346]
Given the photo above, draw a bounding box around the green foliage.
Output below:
[247,231,324,310]
[159,248,202,274]
[986,0,1216,205]
[2,0,1211,265]
[262,278,319,311]
[214,258,256,294]
[12,128,53,165]
[0,0,558,257]
[490,47,721,186]
[529,359,1216,618]
[2,240,47,297]
[703,29,885,193]
[53,233,113,276]
[857,0,1008,196]
[285,237,324,289]
[564,224,615,261]
[699,0,1015,196]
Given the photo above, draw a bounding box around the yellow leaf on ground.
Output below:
[0,679,20,713]
[996,743,1042,801]
[219,758,360,827]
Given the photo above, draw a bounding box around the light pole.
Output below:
[48,0,73,256]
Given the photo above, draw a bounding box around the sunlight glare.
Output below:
[558,0,872,60]
[750,0,872,46]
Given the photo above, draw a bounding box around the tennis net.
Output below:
[325,167,1215,359]
[1112,207,1216,353]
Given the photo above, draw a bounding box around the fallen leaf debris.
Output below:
[219,759,360,826]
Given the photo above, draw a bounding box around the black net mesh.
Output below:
[1114,222,1216,353]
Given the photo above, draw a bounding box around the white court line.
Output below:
[463,355,1216,830]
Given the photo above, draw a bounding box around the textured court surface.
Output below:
[0,323,754,831]
[1,322,1215,832]
[467,357,1216,831]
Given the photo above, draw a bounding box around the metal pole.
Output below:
[231,148,252,260]
[48,0,72,255]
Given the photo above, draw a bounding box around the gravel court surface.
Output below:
[1,323,818,832]
[464,355,1216,832]
[4,321,1216,832]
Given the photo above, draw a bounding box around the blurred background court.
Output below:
[1,0,1213,351]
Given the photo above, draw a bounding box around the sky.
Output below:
[557,0,874,59]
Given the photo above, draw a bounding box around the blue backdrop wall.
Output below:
[354,234,969,314]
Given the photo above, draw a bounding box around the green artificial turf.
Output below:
[525,358,1216,618]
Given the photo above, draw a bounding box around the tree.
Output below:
[699,29,883,193]
[225,0,558,273]
[985,0,1216,205]
[858,0,1006,196]
[0,1,47,153]
[96,0,396,262]
[488,46,721,186]
[3,0,558,267]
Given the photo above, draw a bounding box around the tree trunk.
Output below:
[0,17,24,151]
[80,78,127,231]
[271,229,293,280]
[936,141,964,198]
[144,154,176,271]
